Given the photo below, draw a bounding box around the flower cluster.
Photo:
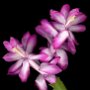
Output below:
[3,4,86,90]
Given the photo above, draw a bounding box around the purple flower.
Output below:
[39,45,68,70]
[3,32,42,82]
[50,4,87,54]
[3,32,62,90]
[2,4,87,90]
[35,74,56,90]
[35,62,62,90]
[36,4,87,54]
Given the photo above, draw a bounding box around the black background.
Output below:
[0,0,90,90]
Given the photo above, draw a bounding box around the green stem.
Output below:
[49,77,67,90]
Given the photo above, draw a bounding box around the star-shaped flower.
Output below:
[36,4,87,54]
[50,4,87,54]
[40,45,68,70]
[3,32,62,90]
[3,32,38,82]
[35,62,62,90]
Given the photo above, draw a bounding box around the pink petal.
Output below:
[41,19,58,37]
[39,53,49,61]
[40,63,62,75]
[35,25,52,43]
[69,25,86,32]
[3,41,12,52]
[40,48,53,62]
[19,60,30,82]
[50,9,66,24]
[62,42,76,55]
[10,37,17,48]
[62,42,71,52]
[21,32,31,49]
[8,59,23,73]
[49,45,56,54]
[50,57,60,64]
[53,30,69,49]
[29,53,48,61]
[69,14,87,26]
[35,75,47,90]
[69,32,78,45]
[8,68,21,75]
[56,49,68,70]
[41,48,52,56]
[67,36,76,54]
[3,53,22,62]
[68,8,80,16]
[45,75,56,84]
[52,22,65,31]
[26,35,37,53]
[62,33,77,54]
[60,4,70,18]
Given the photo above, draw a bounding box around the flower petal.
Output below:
[50,57,60,64]
[52,22,65,31]
[29,53,48,61]
[26,35,37,53]
[67,35,77,54]
[3,53,22,62]
[8,68,21,75]
[41,19,58,37]
[56,49,68,70]
[49,45,56,54]
[40,63,62,75]
[19,60,30,82]
[69,14,87,26]
[21,32,31,49]
[68,8,80,16]
[50,10,66,24]
[69,32,79,45]
[45,75,56,84]
[3,41,12,52]
[40,48,53,62]
[8,59,23,73]
[62,42,71,52]
[69,25,86,32]
[10,37,17,48]
[35,25,52,43]
[60,4,70,18]
[53,30,69,49]
[62,42,76,55]
[35,75,47,90]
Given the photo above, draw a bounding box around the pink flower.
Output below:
[3,32,62,90]
[39,45,68,70]
[50,4,87,54]
[3,32,39,82]
[35,74,56,90]
[35,62,62,90]
[36,4,87,54]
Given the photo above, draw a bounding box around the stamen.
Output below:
[12,47,25,57]
[65,16,76,27]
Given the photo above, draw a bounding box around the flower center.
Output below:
[12,46,25,57]
[65,15,76,27]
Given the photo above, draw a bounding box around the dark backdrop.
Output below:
[0,0,90,90]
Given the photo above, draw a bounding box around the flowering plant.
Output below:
[2,4,86,90]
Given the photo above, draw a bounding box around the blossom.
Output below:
[35,62,62,90]
[3,32,62,90]
[40,45,68,70]
[36,4,87,54]
[35,46,68,90]
[3,32,40,82]
[50,4,87,54]
[2,4,87,90]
